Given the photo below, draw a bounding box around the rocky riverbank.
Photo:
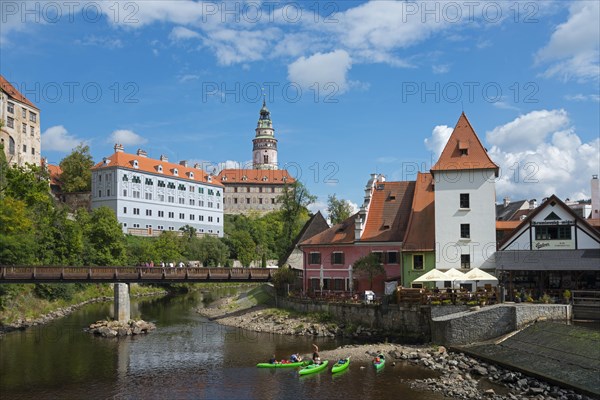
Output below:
[321,343,593,400]
[85,319,156,337]
[199,301,594,400]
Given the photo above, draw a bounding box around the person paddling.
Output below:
[312,344,321,365]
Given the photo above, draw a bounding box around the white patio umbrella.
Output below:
[444,268,466,289]
[462,268,498,282]
[463,268,498,290]
[413,269,449,283]
[348,264,353,293]
[319,264,324,291]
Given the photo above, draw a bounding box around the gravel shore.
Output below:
[199,302,596,400]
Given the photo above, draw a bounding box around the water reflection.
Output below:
[1,289,445,400]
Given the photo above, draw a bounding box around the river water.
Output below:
[0,290,445,400]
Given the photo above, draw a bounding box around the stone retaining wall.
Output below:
[431,304,572,346]
[277,297,432,342]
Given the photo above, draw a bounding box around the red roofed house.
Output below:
[0,75,41,167]
[299,174,415,296]
[91,145,224,237]
[217,100,295,215]
[431,113,499,286]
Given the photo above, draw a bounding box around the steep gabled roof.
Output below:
[0,75,39,110]
[361,181,415,242]
[431,113,499,174]
[300,180,415,246]
[402,173,435,251]
[498,194,600,249]
[299,213,357,246]
[282,211,330,262]
[217,169,295,185]
[92,151,223,187]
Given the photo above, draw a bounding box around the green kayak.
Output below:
[373,354,385,370]
[331,357,350,374]
[298,360,329,376]
[256,360,310,368]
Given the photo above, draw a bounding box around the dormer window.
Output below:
[189,172,194,179]
[133,160,139,169]
[460,149,468,156]
[262,176,268,181]
[173,168,178,176]
[158,165,163,173]
[242,175,247,181]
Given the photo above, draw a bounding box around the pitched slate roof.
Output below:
[281,211,330,263]
[300,180,415,246]
[496,249,600,271]
[402,173,435,251]
[92,150,223,187]
[431,113,498,174]
[496,200,529,221]
[217,169,295,185]
[0,75,39,110]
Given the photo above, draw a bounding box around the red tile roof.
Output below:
[402,173,435,251]
[361,181,415,242]
[92,151,223,187]
[0,75,39,110]
[47,164,63,186]
[217,169,295,185]
[300,180,415,246]
[431,113,498,174]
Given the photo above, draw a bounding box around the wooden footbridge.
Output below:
[0,266,282,284]
[0,266,292,322]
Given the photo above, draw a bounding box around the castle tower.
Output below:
[252,98,278,170]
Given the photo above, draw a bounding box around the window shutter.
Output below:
[331,253,335,264]
[340,253,345,265]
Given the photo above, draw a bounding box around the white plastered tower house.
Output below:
[431,113,499,271]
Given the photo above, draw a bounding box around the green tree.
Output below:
[277,181,316,261]
[179,224,197,241]
[80,207,126,265]
[153,231,183,264]
[353,253,385,290]
[59,143,94,193]
[125,236,158,266]
[272,267,298,295]
[327,194,354,225]
[229,230,256,267]
[195,236,229,267]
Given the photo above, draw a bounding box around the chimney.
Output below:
[160,154,168,162]
[355,207,367,240]
[503,197,510,207]
[114,143,124,153]
[136,149,147,157]
[529,199,537,209]
[179,160,188,167]
[592,175,600,218]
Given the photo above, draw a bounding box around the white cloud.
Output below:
[424,125,453,158]
[41,126,86,152]
[178,74,200,83]
[202,28,281,66]
[108,130,148,146]
[169,26,201,41]
[432,64,450,74]
[487,110,600,201]
[486,109,570,153]
[535,1,600,82]
[565,94,600,102]
[288,50,353,93]
[74,35,123,49]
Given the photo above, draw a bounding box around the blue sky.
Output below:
[1,1,599,214]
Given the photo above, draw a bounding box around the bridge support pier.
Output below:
[114,283,131,322]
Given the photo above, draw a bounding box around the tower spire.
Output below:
[252,99,278,170]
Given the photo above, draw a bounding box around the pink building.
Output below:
[299,175,415,296]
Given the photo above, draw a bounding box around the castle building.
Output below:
[218,100,295,215]
[0,75,41,167]
[91,145,224,237]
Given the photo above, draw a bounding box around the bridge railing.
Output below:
[0,266,276,282]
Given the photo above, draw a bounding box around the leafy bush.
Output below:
[34,284,77,301]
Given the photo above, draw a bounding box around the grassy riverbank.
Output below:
[0,283,166,325]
